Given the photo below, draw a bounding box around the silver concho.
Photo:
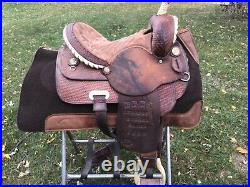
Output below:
[68,57,79,67]
[103,66,111,75]
[181,72,190,82]
[171,46,180,57]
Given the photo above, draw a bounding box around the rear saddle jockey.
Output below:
[17,12,203,184]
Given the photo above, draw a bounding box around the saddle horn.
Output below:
[157,2,170,15]
[151,3,178,58]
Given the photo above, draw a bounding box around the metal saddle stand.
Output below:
[61,127,172,185]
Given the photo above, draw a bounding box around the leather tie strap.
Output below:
[80,139,94,179]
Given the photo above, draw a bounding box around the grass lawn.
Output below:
[2,3,248,184]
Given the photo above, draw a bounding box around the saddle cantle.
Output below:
[17,13,203,184]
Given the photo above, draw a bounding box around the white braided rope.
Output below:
[157,2,170,15]
[173,15,178,44]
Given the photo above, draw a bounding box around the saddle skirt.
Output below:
[56,46,188,115]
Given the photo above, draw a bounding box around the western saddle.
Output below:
[17,12,202,185]
[57,14,201,183]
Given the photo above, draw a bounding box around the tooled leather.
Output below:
[116,92,161,153]
[151,14,175,58]
[56,64,119,104]
[57,47,107,81]
[55,46,187,115]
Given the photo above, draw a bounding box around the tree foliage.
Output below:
[220,2,248,19]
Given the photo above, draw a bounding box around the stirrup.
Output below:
[134,158,166,185]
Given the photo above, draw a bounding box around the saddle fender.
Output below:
[106,43,189,96]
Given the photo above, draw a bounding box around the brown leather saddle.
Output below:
[17,14,202,184]
[56,13,201,179]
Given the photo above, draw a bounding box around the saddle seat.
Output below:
[64,22,152,68]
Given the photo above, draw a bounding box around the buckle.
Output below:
[89,90,110,100]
